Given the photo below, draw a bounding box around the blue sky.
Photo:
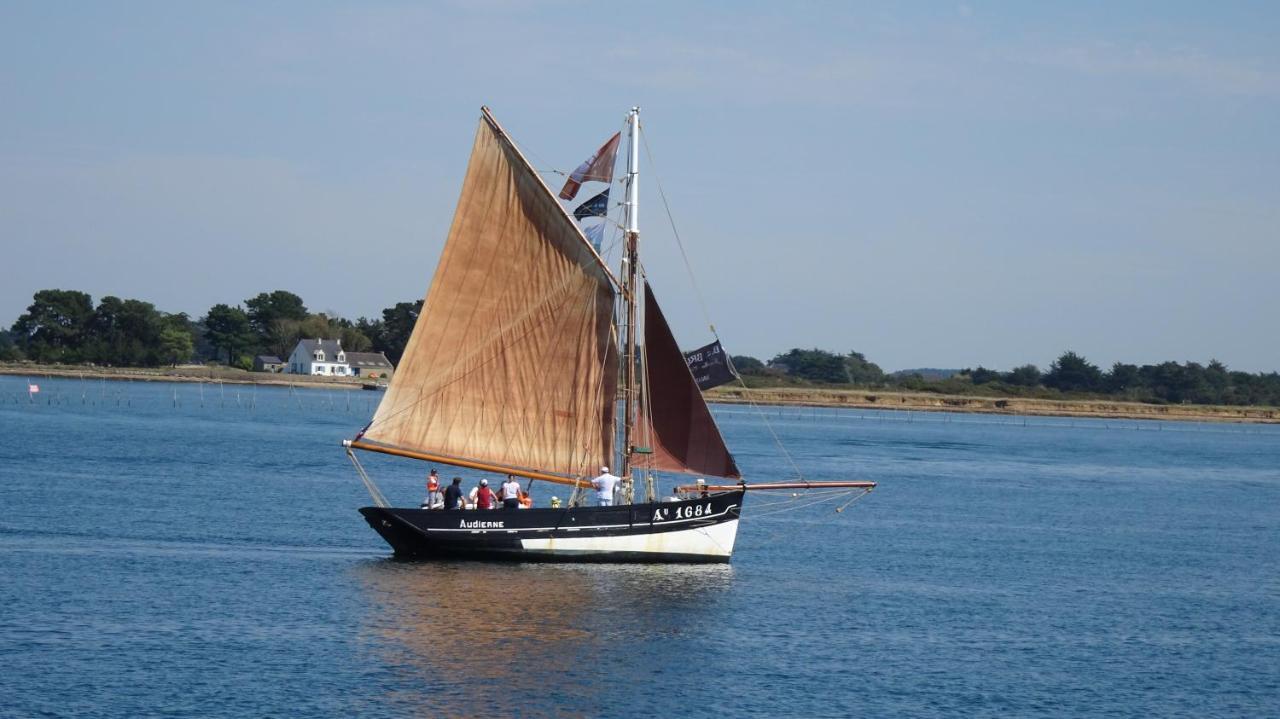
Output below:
[2,1,1277,371]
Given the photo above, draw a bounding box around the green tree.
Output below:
[298,313,341,343]
[1140,361,1208,404]
[730,355,765,374]
[157,314,195,366]
[158,326,193,366]
[245,291,308,336]
[245,290,307,357]
[769,348,849,384]
[377,300,424,364]
[355,317,384,347]
[1181,362,1213,404]
[0,330,23,361]
[967,366,1001,385]
[1204,359,1229,404]
[1042,351,1102,393]
[845,351,885,385]
[1104,363,1142,393]
[1002,364,1042,387]
[202,304,254,365]
[340,326,373,352]
[10,289,95,363]
[87,297,166,366]
[263,318,303,359]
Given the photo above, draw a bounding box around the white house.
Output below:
[286,338,350,376]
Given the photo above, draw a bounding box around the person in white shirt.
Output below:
[591,466,620,507]
[499,475,522,509]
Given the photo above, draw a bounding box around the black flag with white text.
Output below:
[683,340,736,391]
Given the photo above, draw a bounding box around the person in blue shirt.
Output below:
[442,477,464,510]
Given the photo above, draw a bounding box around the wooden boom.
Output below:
[675,481,876,492]
[347,439,592,489]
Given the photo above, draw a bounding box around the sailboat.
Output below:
[343,107,873,563]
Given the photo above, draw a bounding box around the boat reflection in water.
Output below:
[350,559,734,716]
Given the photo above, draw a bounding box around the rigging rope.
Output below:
[742,487,873,519]
[638,123,807,482]
[742,486,853,508]
[348,448,390,508]
[636,277,658,503]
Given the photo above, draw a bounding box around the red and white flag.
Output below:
[28,384,40,393]
[559,132,621,201]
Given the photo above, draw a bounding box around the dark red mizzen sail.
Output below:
[635,283,741,479]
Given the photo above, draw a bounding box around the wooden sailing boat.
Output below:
[344,107,873,562]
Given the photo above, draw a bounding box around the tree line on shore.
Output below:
[1,288,423,371]
[730,348,1280,407]
[5,288,1278,407]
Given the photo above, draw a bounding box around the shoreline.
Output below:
[705,386,1279,424]
[3,364,1277,424]
[0,364,371,391]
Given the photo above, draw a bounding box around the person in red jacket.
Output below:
[475,478,496,510]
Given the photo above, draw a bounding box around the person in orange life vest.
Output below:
[423,469,444,509]
[475,478,497,510]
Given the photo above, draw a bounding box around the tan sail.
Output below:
[360,110,618,482]
[635,282,741,479]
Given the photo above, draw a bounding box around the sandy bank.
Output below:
[705,386,1279,424]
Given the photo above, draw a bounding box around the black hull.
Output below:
[360,490,744,564]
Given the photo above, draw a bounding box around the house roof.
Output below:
[255,355,283,364]
[295,338,343,358]
[345,351,393,368]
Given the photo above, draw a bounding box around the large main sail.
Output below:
[636,282,741,479]
[358,110,618,481]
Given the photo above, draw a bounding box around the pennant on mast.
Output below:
[582,222,606,252]
[573,188,610,221]
[559,132,621,200]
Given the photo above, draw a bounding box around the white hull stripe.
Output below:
[424,504,740,533]
[519,519,740,558]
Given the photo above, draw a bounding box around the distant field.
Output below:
[4,362,1276,422]
[706,386,1279,424]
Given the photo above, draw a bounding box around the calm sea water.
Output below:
[1,375,1277,718]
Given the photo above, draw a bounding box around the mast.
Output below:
[621,107,641,493]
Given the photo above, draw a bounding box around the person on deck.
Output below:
[500,475,522,510]
[591,466,620,507]
[475,479,496,510]
[424,470,444,509]
[443,477,464,510]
